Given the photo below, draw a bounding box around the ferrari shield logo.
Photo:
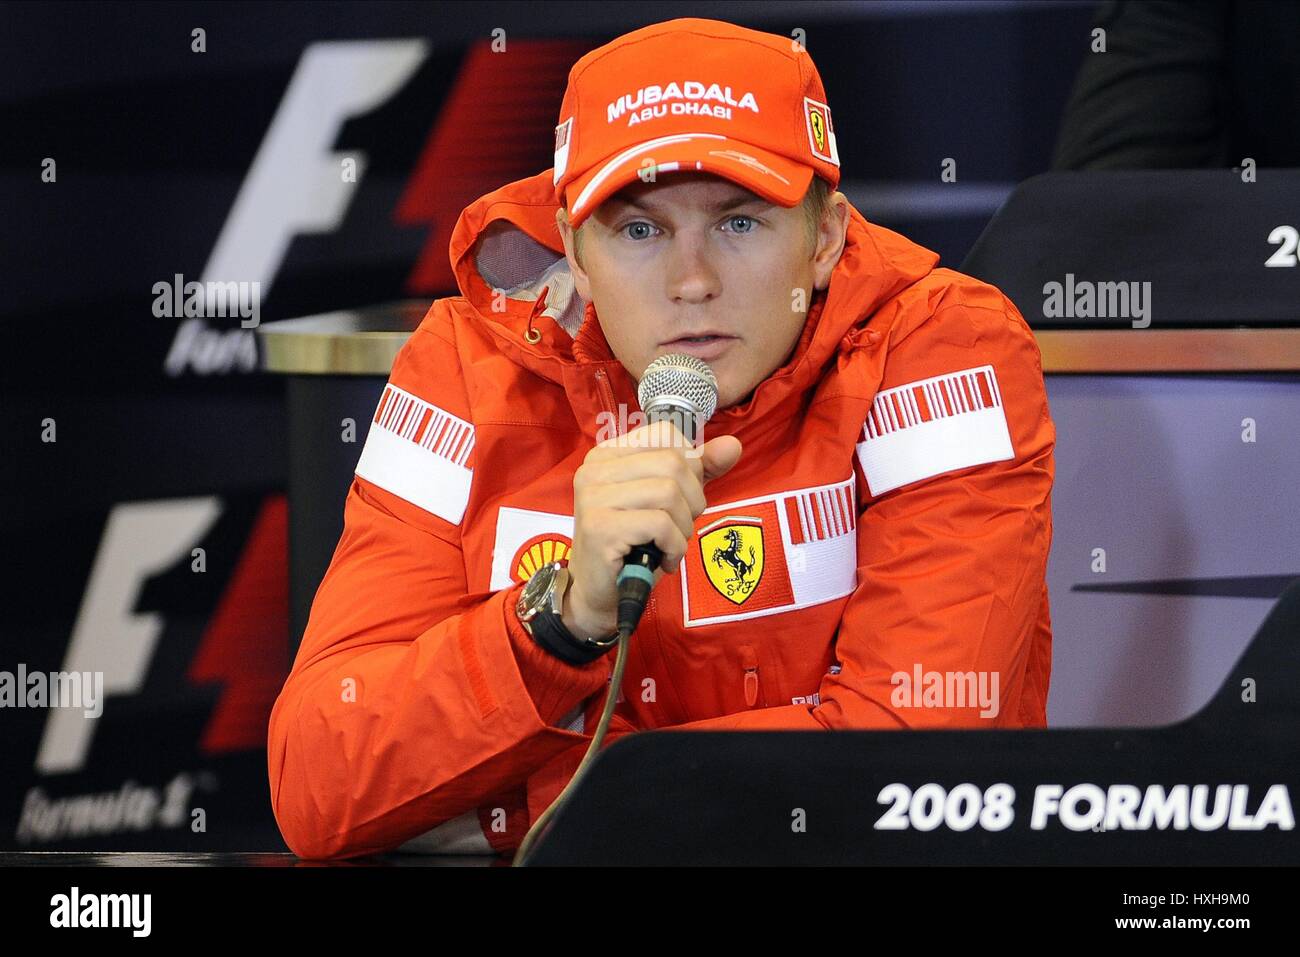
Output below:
[803,97,838,165]
[700,518,764,605]
[808,108,826,154]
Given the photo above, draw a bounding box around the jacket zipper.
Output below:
[741,645,762,708]
[593,367,618,419]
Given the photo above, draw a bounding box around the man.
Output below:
[267,17,1055,861]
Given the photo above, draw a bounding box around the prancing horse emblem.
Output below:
[701,519,765,605]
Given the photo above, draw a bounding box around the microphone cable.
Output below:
[511,616,633,866]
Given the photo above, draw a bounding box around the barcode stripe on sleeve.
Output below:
[856,364,1014,497]
[355,385,475,525]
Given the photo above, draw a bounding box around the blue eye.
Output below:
[724,215,756,234]
[622,221,658,240]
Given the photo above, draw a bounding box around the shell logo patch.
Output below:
[489,506,575,591]
[701,519,764,605]
[510,533,573,584]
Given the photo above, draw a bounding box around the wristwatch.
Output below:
[515,561,620,663]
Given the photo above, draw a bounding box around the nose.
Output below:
[665,231,722,306]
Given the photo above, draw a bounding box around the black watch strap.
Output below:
[528,610,617,666]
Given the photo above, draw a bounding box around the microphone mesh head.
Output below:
[638,353,719,423]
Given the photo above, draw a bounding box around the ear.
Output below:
[555,207,593,301]
[811,192,850,292]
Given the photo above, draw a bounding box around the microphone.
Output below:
[615,353,719,636]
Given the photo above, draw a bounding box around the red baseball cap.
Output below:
[552,18,842,229]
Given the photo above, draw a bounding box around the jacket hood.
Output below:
[447,169,940,431]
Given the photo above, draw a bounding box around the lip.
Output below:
[659,334,738,361]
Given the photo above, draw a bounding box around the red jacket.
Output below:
[267,169,1055,860]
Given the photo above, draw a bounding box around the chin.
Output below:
[714,385,750,412]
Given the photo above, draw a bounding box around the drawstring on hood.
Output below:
[524,284,550,345]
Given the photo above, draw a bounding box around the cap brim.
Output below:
[563,134,814,229]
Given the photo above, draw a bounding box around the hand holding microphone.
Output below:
[514,355,742,869]
[563,355,743,643]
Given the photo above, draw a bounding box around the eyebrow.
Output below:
[609,192,773,215]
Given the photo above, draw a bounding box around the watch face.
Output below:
[520,561,558,612]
